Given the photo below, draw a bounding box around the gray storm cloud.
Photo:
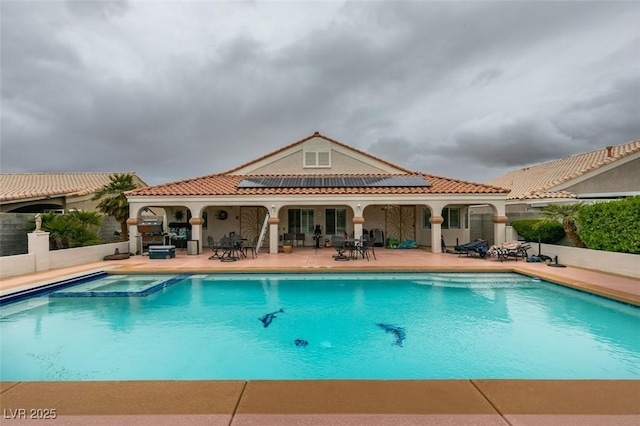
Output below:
[1,1,638,184]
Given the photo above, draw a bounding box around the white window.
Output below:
[422,208,462,229]
[288,209,315,234]
[325,208,346,235]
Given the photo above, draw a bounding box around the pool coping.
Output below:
[1,379,639,424]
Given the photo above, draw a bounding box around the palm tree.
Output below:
[45,215,80,249]
[539,202,587,248]
[92,174,138,240]
[67,209,103,233]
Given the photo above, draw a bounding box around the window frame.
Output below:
[288,208,315,234]
[422,207,462,230]
[325,208,346,235]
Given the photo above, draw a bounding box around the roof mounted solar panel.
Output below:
[304,177,322,187]
[375,176,431,187]
[323,177,343,187]
[281,177,300,187]
[237,178,267,188]
[344,177,365,187]
[238,175,431,188]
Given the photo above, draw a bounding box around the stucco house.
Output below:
[487,140,640,214]
[125,132,510,254]
[0,172,148,214]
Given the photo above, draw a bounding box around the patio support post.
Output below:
[352,216,364,239]
[429,216,444,254]
[493,215,508,245]
[268,217,280,254]
[126,217,140,254]
[189,217,203,250]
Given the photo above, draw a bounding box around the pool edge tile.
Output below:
[0,381,20,393]
[231,413,509,425]
[0,414,232,426]
[0,381,246,416]
[236,380,499,415]
[472,379,640,415]
[504,414,640,426]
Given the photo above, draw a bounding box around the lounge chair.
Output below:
[488,241,530,262]
[455,240,489,258]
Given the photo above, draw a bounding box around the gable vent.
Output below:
[304,150,331,168]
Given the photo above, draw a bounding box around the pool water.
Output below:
[1,272,639,381]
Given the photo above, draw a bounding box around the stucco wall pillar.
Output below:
[268,217,280,254]
[352,216,365,239]
[28,231,50,272]
[429,216,444,254]
[126,217,140,254]
[493,215,508,245]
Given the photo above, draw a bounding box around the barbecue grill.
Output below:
[137,219,164,253]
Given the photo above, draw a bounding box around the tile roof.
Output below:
[129,132,507,197]
[0,173,145,203]
[128,173,508,197]
[487,140,640,200]
[223,131,413,174]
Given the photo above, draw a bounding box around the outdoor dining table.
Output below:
[344,238,365,260]
[331,238,364,261]
[219,237,246,262]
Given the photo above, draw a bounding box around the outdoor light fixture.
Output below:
[271,204,275,214]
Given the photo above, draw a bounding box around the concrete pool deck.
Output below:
[1,248,639,425]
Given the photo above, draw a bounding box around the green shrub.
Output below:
[24,211,103,249]
[577,196,640,254]
[511,219,565,243]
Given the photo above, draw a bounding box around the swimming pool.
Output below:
[1,272,639,381]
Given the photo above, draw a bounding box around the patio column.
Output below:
[189,217,204,251]
[268,217,280,254]
[493,215,508,245]
[429,216,444,254]
[352,216,364,239]
[126,217,140,254]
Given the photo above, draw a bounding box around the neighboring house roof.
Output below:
[487,140,640,201]
[129,132,507,197]
[0,172,146,203]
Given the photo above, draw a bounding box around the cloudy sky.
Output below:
[2,0,639,186]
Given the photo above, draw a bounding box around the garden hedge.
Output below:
[577,196,640,254]
[511,219,565,243]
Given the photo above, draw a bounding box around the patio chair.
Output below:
[207,236,223,260]
[243,236,259,259]
[361,236,376,260]
[218,236,239,262]
[331,235,349,261]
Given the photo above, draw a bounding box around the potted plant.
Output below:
[283,238,292,254]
